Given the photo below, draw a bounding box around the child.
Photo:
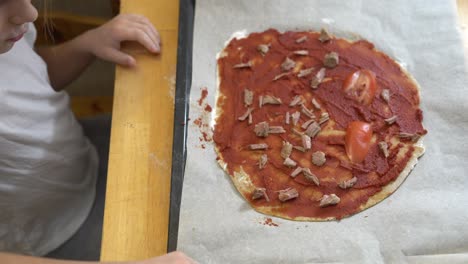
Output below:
[0,1,195,263]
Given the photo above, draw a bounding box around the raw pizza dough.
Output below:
[213,29,426,221]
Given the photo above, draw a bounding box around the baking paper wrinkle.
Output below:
[178,0,468,263]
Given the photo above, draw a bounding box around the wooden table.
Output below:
[100,1,468,261]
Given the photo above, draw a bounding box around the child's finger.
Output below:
[102,48,136,67]
[124,27,160,53]
[127,14,161,45]
[130,21,160,51]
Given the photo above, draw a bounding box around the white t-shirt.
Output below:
[0,24,98,256]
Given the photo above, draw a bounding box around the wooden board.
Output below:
[100,0,179,261]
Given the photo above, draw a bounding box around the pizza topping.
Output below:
[297,67,315,78]
[378,141,389,158]
[281,141,293,159]
[289,95,305,107]
[248,113,253,125]
[302,134,312,150]
[259,95,263,108]
[311,68,326,89]
[293,50,309,56]
[323,52,339,68]
[293,145,306,152]
[295,35,307,43]
[258,154,268,169]
[301,119,316,129]
[274,72,291,81]
[278,188,299,202]
[252,187,270,202]
[399,133,421,142]
[302,168,320,186]
[301,105,315,119]
[312,151,326,166]
[318,28,331,43]
[257,44,269,56]
[262,95,282,105]
[291,111,301,126]
[319,194,340,207]
[249,143,269,150]
[268,126,286,134]
[311,98,321,110]
[291,167,303,178]
[319,112,330,125]
[304,121,321,138]
[345,121,373,163]
[381,89,390,103]
[238,107,254,121]
[285,112,290,125]
[281,57,296,71]
[343,69,377,105]
[244,89,254,106]
[384,115,397,125]
[254,121,269,137]
[338,177,358,189]
[233,61,253,69]
[283,157,297,168]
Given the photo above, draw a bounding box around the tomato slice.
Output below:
[342,69,377,105]
[345,121,373,163]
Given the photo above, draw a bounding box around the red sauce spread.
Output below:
[214,29,427,220]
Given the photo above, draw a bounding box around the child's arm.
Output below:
[0,251,196,264]
[36,14,160,91]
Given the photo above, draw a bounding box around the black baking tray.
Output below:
[167,0,195,252]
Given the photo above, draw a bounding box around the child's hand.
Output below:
[82,14,161,67]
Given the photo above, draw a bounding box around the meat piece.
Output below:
[281,57,296,71]
[278,188,299,202]
[293,50,309,56]
[302,168,320,186]
[291,111,301,126]
[301,105,315,119]
[312,151,326,166]
[254,121,269,137]
[338,177,357,189]
[248,113,253,125]
[281,141,293,159]
[244,89,254,106]
[311,98,321,110]
[384,115,397,125]
[399,133,421,142]
[319,112,329,125]
[258,154,268,169]
[292,128,304,136]
[304,121,321,138]
[249,143,269,150]
[233,61,253,69]
[381,89,390,103]
[291,167,303,178]
[323,52,339,68]
[319,194,340,207]
[310,68,326,89]
[268,126,286,134]
[301,119,315,129]
[283,157,297,168]
[238,107,254,121]
[257,44,269,56]
[378,142,389,158]
[295,35,307,43]
[289,95,305,107]
[301,134,312,150]
[293,146,306,152]
[285,112,290,125]
[262,95,282,105]
[318,28,331,43]
[259,95,263,108]
[252,187,270,202]
[297,67,315,78]
[273,72,290,81]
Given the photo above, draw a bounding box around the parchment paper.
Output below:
[178,1,468,263]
